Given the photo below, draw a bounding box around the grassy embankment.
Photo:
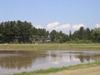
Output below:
[15,62,100,75]
[0,43,100,51]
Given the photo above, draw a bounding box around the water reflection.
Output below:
[0,56,33,69]
[76,54,100,62]
[0,50,100,75]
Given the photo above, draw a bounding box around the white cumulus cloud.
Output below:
[35,25,44,29]
[72,24,86,30]
[45,22,86,34]
[46,22,71,33]
[95,24,100,28]
[33,22,86,34]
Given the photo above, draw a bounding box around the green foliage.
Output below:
[91,28,100,42]
[50,30,69,43]
[0,20,100,43]
[71,27,100,43]
[72,27,91,40]
[0,21,49,43]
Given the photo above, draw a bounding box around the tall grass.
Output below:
[0,43,100,51]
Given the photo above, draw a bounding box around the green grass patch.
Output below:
[0,43,100,51]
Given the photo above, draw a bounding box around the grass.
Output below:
[14,62,100,75]
[0,43,100,51]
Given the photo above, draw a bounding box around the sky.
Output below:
[0,0,100,33]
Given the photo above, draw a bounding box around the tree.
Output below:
[0,20,100,43]
[73,27,91,40]
[50,30,68,43]
[50,30,58,42]
[59,31,69,43]
[69,30,72,40]
[85,28,91,40]
[0,21,33,43]
[92,28,100,42]
[78,27,85,39]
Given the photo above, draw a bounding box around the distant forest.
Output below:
[0,20,100,43]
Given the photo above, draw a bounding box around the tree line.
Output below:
[0,20,100,43]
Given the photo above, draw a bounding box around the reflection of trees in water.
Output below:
[0,51,44,69]
[0,56,33,69]
[49,53,100,63]
[76,54,100,63]
[76,55,91,62]
[91,54,100,62]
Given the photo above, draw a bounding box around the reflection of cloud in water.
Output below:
[62,56,79,62]
[47,53,80,65]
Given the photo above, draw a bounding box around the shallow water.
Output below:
[0,50,100,75]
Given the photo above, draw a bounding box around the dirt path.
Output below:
[48,66,100,75]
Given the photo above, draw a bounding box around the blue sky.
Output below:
[0,0,100,33]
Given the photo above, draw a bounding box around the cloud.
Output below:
[45,22,86,34]
[46,22,71,33]
[34,22,86,34]
[72,24,86,30]
[34,24,45,29]
[95,24,100,28]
